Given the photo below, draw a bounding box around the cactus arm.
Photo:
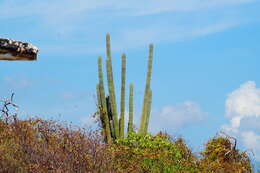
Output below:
[139,44,154,135]
[139,89,148,135]
[96,83,102,125]
[97,57,112,143]
[106,33,112,59]
[106,34,119,139]
[106,96,115,140]
[144,89,152,134]
[127,83,134,134]
[119,53,126,138]
[96,83,101,111]
[96,83,105,139]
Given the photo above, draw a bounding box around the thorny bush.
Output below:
[0,94,257,173]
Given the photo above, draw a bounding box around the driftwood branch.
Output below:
[0,38,39,60]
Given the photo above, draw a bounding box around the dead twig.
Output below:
[0,92,19,123]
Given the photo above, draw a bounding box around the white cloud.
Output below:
[113,20,240,51]
[0,0,256,18]
[223,81,260,132]
[222,81,260,161]
[150,101,207,133]
[241,131,260,160]
[79,101,207,134]
[241,131,260,150]
[0,0,257,33]
[0,0,258,55]
[113,0,257,16]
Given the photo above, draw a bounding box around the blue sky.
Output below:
[1,0,260,164]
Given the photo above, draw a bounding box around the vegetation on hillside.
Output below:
[0,114,255,172]
[0,96,256,173]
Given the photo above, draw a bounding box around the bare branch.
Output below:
[0,93,19,123]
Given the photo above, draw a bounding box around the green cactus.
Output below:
[106,34,119,139]
[96,84,101,111]
[139,89,148,135]
[119,53,126,138]
[139,44,153,135]
[127,83,134,134]
[97,57,112,143]
[96,83,105,140]
[96,34,154,143]
[96,83,102,126]
[144,89,152,134]
[105,96,115,140]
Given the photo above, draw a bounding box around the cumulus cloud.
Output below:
[79,101,207,133]
[241,131,260,160]
[241,131,260,150]
[150,101,207,133]
[223,81,260,133]
[222,81,260,161]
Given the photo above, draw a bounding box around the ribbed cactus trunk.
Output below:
[97,57,112,143]
[96,83,103,135]
[106,34,119,139]
[127,83,134,134]
[144,89,152,134]
[106,96,115,139]
[119,54,126,138]
[139,44,153,135]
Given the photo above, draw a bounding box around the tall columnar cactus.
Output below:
[144,89,152,134]
[106,96,115,139]
[127,83,134,134]
[106,34,119,139]
[119,54,126,138]
[139,44,153,135]
[96,33,154,143]
[97,57,112,143]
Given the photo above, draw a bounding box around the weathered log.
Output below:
[0,38,38,61]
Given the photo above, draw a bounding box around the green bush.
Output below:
[110,132,199,173]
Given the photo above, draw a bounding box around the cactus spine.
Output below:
[127,83,134,134]
[96,34,153,143]
[139,44,153,135]
[119,54,126,138]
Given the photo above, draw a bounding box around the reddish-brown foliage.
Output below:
[0,117,116,173]
[0,114,255,173]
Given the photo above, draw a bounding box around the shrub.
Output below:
[110,132,199,173]
[0,114,255,172]
[199,135,253,173]
[0,118,115,173]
